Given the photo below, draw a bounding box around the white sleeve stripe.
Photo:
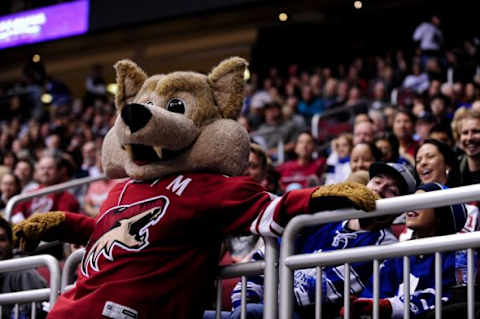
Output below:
[250,196,282,237]
[325,277,342,302]
[388,296,405,319]
[249,212,262,235]
[270,220,284,235]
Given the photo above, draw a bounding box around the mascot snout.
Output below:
[121,103,152,133]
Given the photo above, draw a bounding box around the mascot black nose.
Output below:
[121,103,152,133]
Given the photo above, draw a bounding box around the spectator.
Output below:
[331,80,349,109]
[429,94,451,126]
[353,120,376,145]
[45,133,62,153]
[471,100,480,113]
[11,155,80,224]
[350,142,383,173]
[458,110,480,186]
[0,173,21,217]
[244,143,268,184]
[402,62,429,94]
[414,112,436,144]
[397,139,477,240]
[282,97,307,134]
[252,102,299,161]
[428,123,454,148]
[374,133,411,167]
[297,85,325,121]
[354,113,370,125]
[0,216,47,318]
[83,153,121,217]
[324,133,353,185]
[262,163,283,194]
[451,107,469,150]
[393,109,418,164]
[277,132,326,190]
[370,81,388,110]
[14,158,37,193]
[415,139,460,187]
[84,64,107,107]
[413,15,444,58]
[2,151,17,171]
[368,108,387,133]
[323,78,338,109]
[230,162,416,319]
[80,141,101,178]
[349,183,466,319]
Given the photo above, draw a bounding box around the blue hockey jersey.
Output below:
[231,220,397,310]
[360,252,456,318]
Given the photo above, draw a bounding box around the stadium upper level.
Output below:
[0,0,475,96]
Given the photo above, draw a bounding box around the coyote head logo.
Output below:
[81,197,168,276]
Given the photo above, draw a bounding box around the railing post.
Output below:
[5,175,106,222]
[61,249,85,291]
[263,237,278,319]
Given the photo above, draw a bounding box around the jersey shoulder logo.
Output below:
[81,196,169,276]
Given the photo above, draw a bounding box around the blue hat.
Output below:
[417,183,468,235]
[369,162,417,195]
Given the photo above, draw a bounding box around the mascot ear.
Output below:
[208,57,248,119]
[114,59,148,109]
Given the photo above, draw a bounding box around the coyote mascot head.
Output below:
[102,57,250,180]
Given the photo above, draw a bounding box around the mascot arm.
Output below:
[218,179,377,237]
[259,181,378,233]
[13,211,95,252]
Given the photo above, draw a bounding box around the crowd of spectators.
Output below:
[0,13,479,318]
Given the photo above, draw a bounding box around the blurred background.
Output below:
[0,0,477,95]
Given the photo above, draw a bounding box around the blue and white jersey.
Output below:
[293,221,397,306]
[231,220,397,310]
[360,252,456,318]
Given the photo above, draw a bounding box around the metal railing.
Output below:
[0,254,61,318]
[280,183,480,319]
[5,183,480,319]
[5,175,106,222]
[61,249,85,292]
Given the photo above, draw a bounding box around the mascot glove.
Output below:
[310,181,379,212]
[13,211,66,252]
[340,296,392,319]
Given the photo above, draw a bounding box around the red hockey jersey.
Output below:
[48,173,314,319]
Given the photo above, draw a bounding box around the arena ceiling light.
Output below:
[107,83,118,95]
[41,93,52,104]
[278,12,288,22]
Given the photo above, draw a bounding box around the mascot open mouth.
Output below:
[124,144,182,165]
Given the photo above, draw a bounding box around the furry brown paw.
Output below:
[13,211,66,252]
[310,182,379,212]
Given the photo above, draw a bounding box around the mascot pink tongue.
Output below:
[13,57,378,319]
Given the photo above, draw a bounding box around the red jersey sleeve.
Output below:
[208,176,316,237]
[57,212,96,245]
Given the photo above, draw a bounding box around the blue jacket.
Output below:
[360,252,456,318]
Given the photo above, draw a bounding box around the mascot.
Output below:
[13,57,378,318]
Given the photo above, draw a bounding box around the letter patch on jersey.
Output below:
[166,175,191,196]
[81,196,169,276]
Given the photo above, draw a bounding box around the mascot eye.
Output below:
[145,101,154,105]
[166,98,185,114]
